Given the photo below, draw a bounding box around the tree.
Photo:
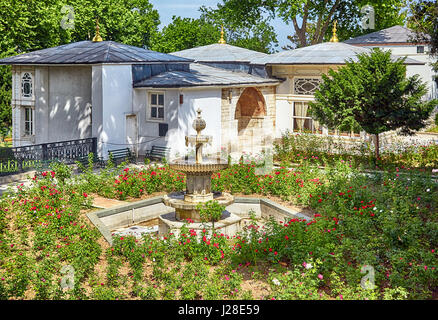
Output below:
[152,13,278,54]
[309,48,437,159]
[199,7,278,53]
[408,0,438,71]
[204,0,407,49]
[150,16,221,53]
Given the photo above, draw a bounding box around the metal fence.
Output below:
[0,137,97,176]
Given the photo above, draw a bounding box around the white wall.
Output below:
[132,87,222,160]
[45,66,92,143]
[371,45,437,100]
[133,88,179,157]
[102,65,133,158]
[175,88,222,159]
[12,65,92,147]
[92,64,133,159]
[275,99,293,137]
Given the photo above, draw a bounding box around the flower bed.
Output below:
[0,158,436,300]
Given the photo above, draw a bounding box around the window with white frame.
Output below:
[293,77,322,95]
[21,72,33,98]
[23,107,34,136]
[149,92,164,120]
[293,102,322,134]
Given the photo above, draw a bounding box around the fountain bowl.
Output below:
[169,159,228,174]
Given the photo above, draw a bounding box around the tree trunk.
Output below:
[374,134,380,160]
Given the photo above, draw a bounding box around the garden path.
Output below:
[92,196,127,209]
[0,177,31,197]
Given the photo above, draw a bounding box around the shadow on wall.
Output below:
[47,66,92,143]
[49,96,92,142]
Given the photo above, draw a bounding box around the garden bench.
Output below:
[108,148,135,165]
[145,145,170,161]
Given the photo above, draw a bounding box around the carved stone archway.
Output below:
[235,87,266,135]
[232,87,268,155]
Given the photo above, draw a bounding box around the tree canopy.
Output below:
[203,0,408,49]
[150,15,277,54]
[309,48,437,158]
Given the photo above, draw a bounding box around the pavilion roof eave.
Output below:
[0,61,193,67]
[134,81,281,90]
[264,60,425,66]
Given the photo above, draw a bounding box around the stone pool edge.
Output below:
[86,196,311,246]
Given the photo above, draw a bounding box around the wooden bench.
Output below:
[145,145,170,161]
[108,148,134,165]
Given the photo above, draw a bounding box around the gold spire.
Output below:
[92,18,103,42]
[330,20,339,42]
[218,25,226,44]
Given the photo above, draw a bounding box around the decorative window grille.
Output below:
[24,107,34,136]
[21,73,33,98]
[149,93,164,120]
[293,78,322,95]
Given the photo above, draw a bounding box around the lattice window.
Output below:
[293,78,322,95]
[149,92,164,120]
[21,73,33,98]
[23,107,34,136]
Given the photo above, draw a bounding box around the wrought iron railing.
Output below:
[0,137,97,176]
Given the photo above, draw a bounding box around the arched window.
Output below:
[21,73,33,98]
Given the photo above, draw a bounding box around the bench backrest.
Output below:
[108,148,131,158]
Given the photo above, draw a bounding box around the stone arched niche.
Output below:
[235,87,266,135]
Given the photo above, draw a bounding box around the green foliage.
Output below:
[110,165,185,200]
[49,161,73,185]
[274,132,438,170]
[197,200,225,227]
[333,0,408,44]
[200,3,279,53]
[151,16,220,53]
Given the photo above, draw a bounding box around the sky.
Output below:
[148,0,293,51]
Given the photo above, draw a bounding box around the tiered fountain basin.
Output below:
[86,196,312,245]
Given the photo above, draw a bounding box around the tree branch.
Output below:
[317,0,341,43]
[313,0,329,45]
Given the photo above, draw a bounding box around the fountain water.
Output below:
[162,109,234,222]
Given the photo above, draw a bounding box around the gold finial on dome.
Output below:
[330,20,339,42]
[218,25,226,44]
[92,18,103,42]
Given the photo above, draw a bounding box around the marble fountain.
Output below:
[162,108,234,223]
